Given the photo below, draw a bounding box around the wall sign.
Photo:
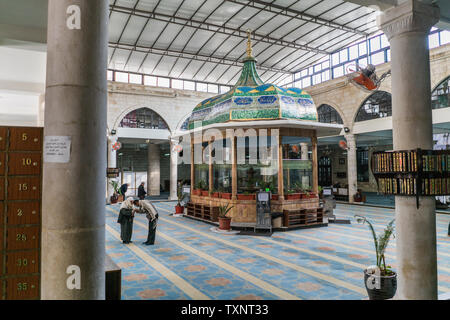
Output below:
[44,136,72,163]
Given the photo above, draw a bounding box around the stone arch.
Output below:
[112,105,172,134]
[354,90,392,123]
[174,112,192,133]
[431,75,450,110]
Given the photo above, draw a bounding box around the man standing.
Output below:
[138,182,147,200]
[117,197,139,244]
[138,200,159,245]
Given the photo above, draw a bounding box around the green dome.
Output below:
[188,47,317,130]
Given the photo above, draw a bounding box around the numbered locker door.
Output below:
[6,251,39,275]
[7,202,40,225]
[0,127,6,150]
[6,226,40,250]
[6,276,40,300]
[8,153,41,175]
[7,177,40,200]
[9,128,42,151]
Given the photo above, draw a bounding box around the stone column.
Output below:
[345,134,357,203]
[106,136,118,203]
[148,143,160,196]
[169,139,178,201]
[37,94,45,127]
[300,142,309,160]
[42,0,108,299]
[311,136,318,194]
[378,0,439,300]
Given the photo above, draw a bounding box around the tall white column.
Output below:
[345,134,357,203]
[378,0,439,299]
[169,139,178,201]
[37,93,45,127]
[300,142,308,160]
[148,143,160,196]
[106,136,118,203]
[42,0,108,299]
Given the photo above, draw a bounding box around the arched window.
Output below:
[432,76,449,110]
[317,104,343,124]
[355,91,392,122]
[119,108,168,130]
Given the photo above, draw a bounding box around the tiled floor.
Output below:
[105,202,450,300]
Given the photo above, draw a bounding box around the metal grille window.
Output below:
[119,108,168,130]
[432,76,450,110]
[317,104,343,124]
[357,147,369,182]
[355,91,392,122]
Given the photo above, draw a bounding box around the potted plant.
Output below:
[285,189,300,200]
[175,180,186,214]
[318,186,324,199]
[109,180,120,204]
[210,188,220,198]
[198,180,209,196]
[355,215,397,300]
[237,192,255,200]
[218,203,234,230]
[221,191,232,199]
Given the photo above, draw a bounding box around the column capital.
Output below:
[377,0,440,40]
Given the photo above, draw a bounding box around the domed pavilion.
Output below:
[176,32,343,226]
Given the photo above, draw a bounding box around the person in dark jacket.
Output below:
[138,182,147,200]
[117,197,138,244]
[138,200,159,245]
[119,183,129,197]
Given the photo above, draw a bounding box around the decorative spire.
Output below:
[246,29,253,58]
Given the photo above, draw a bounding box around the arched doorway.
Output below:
[318,156,332,186]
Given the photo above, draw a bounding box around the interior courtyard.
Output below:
[1,0,450,302]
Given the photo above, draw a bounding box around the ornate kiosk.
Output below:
[177,33,343,228]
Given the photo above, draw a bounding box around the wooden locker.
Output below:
[7,177,40,200]
[0,177,4,201]
[7,153,41,176]
[6,226,40,251]
[0,127,6,151]
[9,128,42,152]
[0,152,5,176]
[6,276,39,300]
[7,202,40,226]
[6,251,39,275]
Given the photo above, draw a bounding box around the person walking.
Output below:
[138,200,159,245]
[119,183,129,198]
[117,197,139,244]
[138,182,147,200]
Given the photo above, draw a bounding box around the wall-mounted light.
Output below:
[344,127,350,133]
[111,129,117,135]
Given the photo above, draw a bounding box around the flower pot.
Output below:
[364,270,397,300]
[211,192,220,198]
[175,205,184,214]
[221,193,232,199]
[218,217,232,230]
[201,190,209,196]
[237,194,255,200]
[286,193,301,200]
[271,194,279,200]
[192,189,201,196]
[110,194,118,204]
